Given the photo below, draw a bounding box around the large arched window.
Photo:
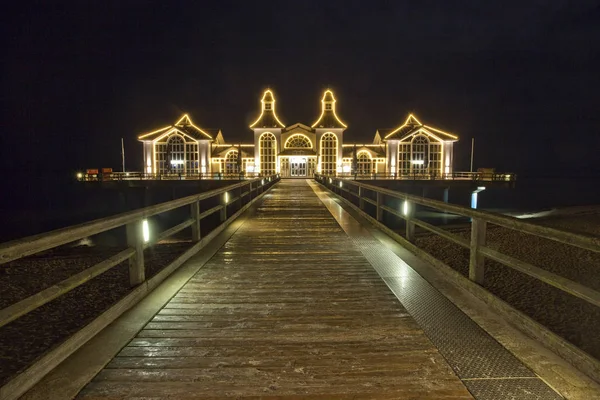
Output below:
[357,151,373,174]
[285,134,312,148]
[225,150,239,174]
[411,135,429,173]
[157,135,185,174]
[320,133,337,175]
[259,132,277,175]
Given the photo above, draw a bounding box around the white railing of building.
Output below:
[76,172,267,181]
[336,171,516,182]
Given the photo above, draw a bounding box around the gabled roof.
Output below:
[138,114,214,141]
[214,130,226,144]
[249,90,285,129]
[382,114,458,142]
[312,90,347,129]
[283,122,314,132]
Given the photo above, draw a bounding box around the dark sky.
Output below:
[2,0,600,178]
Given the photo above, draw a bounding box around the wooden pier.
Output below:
[77,180,472,399]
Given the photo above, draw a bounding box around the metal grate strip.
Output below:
[310,181,563,400]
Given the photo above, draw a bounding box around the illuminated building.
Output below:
[138,89,458,177]
[377,114,459,177]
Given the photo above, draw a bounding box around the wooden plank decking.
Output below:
[78,180,472,399]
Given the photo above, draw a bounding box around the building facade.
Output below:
[138,89,458,177]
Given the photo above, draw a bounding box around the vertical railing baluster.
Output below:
[191,200,201,242]
[469,218,487,284]
[220,192,227,222]
[376,192,383,221]
[359,186,364,210]
[126,220,145,286]
[405,200,415,242]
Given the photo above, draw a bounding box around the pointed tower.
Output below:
[312,90,347,175]
[250,90,285,175]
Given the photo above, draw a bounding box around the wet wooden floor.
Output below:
[78,180,472,399]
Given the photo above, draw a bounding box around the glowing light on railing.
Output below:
[329,178,332,184]
[403,201,409,216]
[261,179,265,185]
[142,219,150,243]
[471,187,486,209]
[224,192,229,204]
[339,181,343,188]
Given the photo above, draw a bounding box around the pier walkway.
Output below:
[72,180,562,399]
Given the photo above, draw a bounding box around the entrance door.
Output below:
[290,157,307,177]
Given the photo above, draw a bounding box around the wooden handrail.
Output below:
[0,178,275,265]
[315,174,600,309]
[0,175,280,328]
[317,175,600,253]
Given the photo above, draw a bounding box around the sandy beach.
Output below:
[415,212,600,360]
[0,241,192,386]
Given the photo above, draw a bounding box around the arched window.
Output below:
[259,132,277,175]
[320,133,337,175]
[285,134,312,148]
[166,135,185,173]
[357,152,372,174]
[225,150,239,174]
[411,135,429,173]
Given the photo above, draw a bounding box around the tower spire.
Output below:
[249,89,285,128]
[312,89,347,128]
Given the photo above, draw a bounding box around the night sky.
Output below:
[2,1,600,183]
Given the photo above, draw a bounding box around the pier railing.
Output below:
[336,171,516,182]
[315,174,600,308]
[77,171,265,182]
[0,175,279,328]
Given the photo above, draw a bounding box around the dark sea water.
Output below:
[1,176,599,243]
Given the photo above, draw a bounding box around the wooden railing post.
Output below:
[469,218,487,284]
[376,192,383,221]
[358,186,364,210]
[191,201,201,242]
[220,192,228,222]
[126,220,145,286]
[405,200,415,242]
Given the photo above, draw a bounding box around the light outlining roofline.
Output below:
[138,126,172,139]
[153,128,198,144]
[249,90,285,128]
[423,124,458,140]
[175,114,214,139]
[311,90,347,128]
[399,128,445,144]
[383,114,422,139]
[384,113,457,140]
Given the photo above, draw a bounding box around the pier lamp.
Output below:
[471,187,486,209]
[76,172,83,179]
[142,219,150,243]
[224,192,229,204]
[339,181,343,188]
[402,200,409,216]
